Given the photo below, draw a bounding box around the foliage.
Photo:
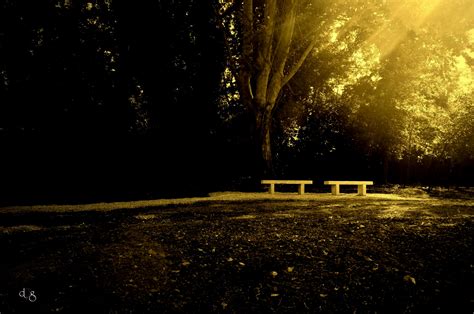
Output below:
[262,0,474,184]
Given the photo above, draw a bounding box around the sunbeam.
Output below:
[365,0,444,58]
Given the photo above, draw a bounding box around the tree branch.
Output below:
[257,0,276,67]
[267,0,296,106]
[282,34,318,86]
[240,0,255,102]
[242,0,253,60]
[254,0,277,107]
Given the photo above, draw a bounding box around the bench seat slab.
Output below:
[262,180,313,184]
[324,181,373,185]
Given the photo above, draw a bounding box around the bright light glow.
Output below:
[365,0,443,58]
[454,56,474,95]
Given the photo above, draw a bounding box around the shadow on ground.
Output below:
[0,195,473,313]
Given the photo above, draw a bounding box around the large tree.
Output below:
[219,0,386,176]
[219,0,324,176]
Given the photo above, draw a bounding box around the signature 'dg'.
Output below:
[19,288,37,302]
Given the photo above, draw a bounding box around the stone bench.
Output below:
[261,180,313,195]
[324,181,374,196]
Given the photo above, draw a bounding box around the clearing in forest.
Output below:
[0,193,473,313]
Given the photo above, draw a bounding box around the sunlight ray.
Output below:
[363,0,443,58]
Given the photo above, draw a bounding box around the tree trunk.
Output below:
[383,151,389,184]
[406,153,412,186]
[405,127,413,185]
[230,0,318,178]
[255,108,274,178]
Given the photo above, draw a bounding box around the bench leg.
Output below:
[298,184,305,195]
[269,184,275,194]
[331,184,340,195]
[358,185,367,196]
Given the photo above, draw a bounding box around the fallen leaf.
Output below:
[287,267,294,273]
[364,256,374,262]
[271,271,278,277]
[403,275,416,285]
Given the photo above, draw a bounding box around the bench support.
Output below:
[269,184,275,194]
[298,184,305,195]
[331,184,340,195]
[357,185,367,196]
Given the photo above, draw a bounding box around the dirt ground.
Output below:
[0,193,473,313]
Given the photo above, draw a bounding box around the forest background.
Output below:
[0,0,473,204]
